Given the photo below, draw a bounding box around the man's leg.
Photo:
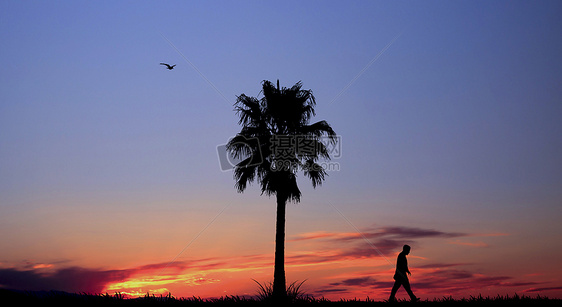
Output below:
[402,279,418,301]
[389,280,401,302]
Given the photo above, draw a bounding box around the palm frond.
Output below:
[233,159,257,192]
[239,126,264,138]
[226,135,255,159]
[295,138,331,161]
[231,80,336,198]
[303,160,327,188]
[260,171,301,203]
[235,94,262,126]
[298,120,336,140]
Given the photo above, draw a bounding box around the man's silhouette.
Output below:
[389,245,419,302]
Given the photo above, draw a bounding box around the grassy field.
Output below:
[1,289,560,306]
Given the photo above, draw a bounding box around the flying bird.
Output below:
[160,63,176,70]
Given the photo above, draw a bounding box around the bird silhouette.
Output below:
[160,63,176,70]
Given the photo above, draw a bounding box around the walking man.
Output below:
[389,245,419,302]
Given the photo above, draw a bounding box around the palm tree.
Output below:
[227,80,336,301]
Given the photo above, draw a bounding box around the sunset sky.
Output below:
[1,0,561,301]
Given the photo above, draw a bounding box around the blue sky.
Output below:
[1,0,561,299]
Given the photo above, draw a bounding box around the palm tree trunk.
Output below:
[272,191,287,301]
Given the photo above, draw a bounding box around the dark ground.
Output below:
[1,289,560,306]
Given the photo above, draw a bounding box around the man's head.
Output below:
[402,244,411,255]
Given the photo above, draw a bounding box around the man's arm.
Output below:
[405,256,411,275]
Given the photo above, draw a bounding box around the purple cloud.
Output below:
[339,238,405,258]
[376,226,466,239]
[330,276,392,289]
[316,264,547,298]
[286,225,473,267]
[291,226,466,244]
[0,258,227,294]
[0,267,129,293]
[526,286,562,293]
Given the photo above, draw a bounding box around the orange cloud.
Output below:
[2,225,540,301]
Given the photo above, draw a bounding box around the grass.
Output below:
[252,279,312,303]
[1,289,560,306]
